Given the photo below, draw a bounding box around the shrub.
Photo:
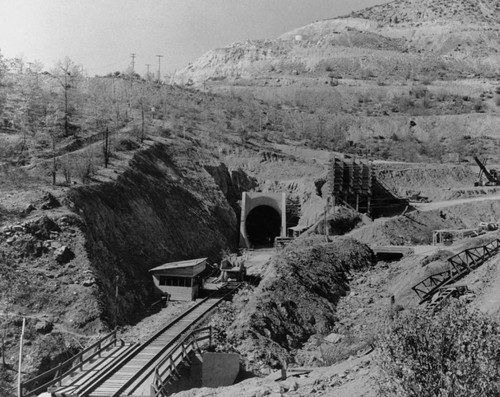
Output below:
[0,366,13,397]
[495,95,500,107]
[473,98,484,112]
[209,301,238,349]
[378,302,500,396]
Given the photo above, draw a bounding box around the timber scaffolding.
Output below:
[412,239,500,305]
[327,156,408,217]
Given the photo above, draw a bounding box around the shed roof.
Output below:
[289,225,309,232]
[149,257,208,272]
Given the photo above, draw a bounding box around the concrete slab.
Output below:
[202,352,240,388]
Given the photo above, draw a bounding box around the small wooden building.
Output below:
[150,258,207,301]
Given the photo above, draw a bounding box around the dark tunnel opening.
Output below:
[246,205,281,248]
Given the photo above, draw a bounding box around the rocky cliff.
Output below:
[68,137,255,325]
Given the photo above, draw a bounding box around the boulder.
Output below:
[35,320,53,334]
[24,204,36,215]
[54,246,74,264]
[13,224,24,232]
[40,192,61,210]
[25,216,61,240]
[324,333,344,344]
[83,278,96,287]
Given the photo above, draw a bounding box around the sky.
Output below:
[0,0,390,77]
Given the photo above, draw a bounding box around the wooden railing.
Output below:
[150,326,212,397]
[21,328,120,397]
[412,239,500,304]
[72,342,142,397]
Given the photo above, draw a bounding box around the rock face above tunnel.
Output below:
[67,138,242,325]
[204,163,258,213]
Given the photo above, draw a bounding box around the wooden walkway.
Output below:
[40,284,240,397]
[86,299,217,396]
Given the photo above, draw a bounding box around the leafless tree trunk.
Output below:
[103,127,110,168]
[141,106,145,143]
[64,71,69,137]
[52,134,57,185]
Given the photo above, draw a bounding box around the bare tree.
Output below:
[43,109,61,185]
[51,57,82,137]
[8,54,25,74]
[84,78,114,167]
[133,81,154,143]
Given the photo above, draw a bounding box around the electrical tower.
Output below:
[145,64,150,80]
[156,55,163,82]
[130,53,136,73]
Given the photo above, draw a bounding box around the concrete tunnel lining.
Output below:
[239,192,286,248]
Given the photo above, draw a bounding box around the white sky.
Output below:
[0,0,390,76]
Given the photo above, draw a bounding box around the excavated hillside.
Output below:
[173,0,500,168]
[67,137,257,324]
[177,0,500,84]
[0,135,259,390]
[350,0,500,24]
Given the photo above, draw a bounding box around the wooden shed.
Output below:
[149,258,207,301]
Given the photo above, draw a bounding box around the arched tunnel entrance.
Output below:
[239,192,286,248]
[245,205,282,248]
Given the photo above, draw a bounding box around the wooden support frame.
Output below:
[150,326,213,397]
[412,239,500,304]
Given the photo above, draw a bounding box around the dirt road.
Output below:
[413,193,500,211]
[244,248,274,276]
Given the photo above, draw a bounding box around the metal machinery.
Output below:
[474,156,500,186]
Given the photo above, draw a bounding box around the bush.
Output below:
[378,302,500,396]
[0,366,14,397]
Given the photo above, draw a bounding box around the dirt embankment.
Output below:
[376,163,476,201]
[226,238,376,365]
[68,138,254,325]
[350,198,500,246]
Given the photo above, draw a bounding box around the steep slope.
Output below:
[0,136,257,394]
[67,136,249,324]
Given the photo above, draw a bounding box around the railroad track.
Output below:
[52,283,240,397]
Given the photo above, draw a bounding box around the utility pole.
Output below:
[156,55,163,82]
[130,53,136,73]
[145,64,150,80]
[17,317,25,397]
[115,275,119,326]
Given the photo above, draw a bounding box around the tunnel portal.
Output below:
[245,205,282,247]
[239,192,286,248]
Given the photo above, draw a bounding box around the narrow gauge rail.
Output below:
[52,283,240,397]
